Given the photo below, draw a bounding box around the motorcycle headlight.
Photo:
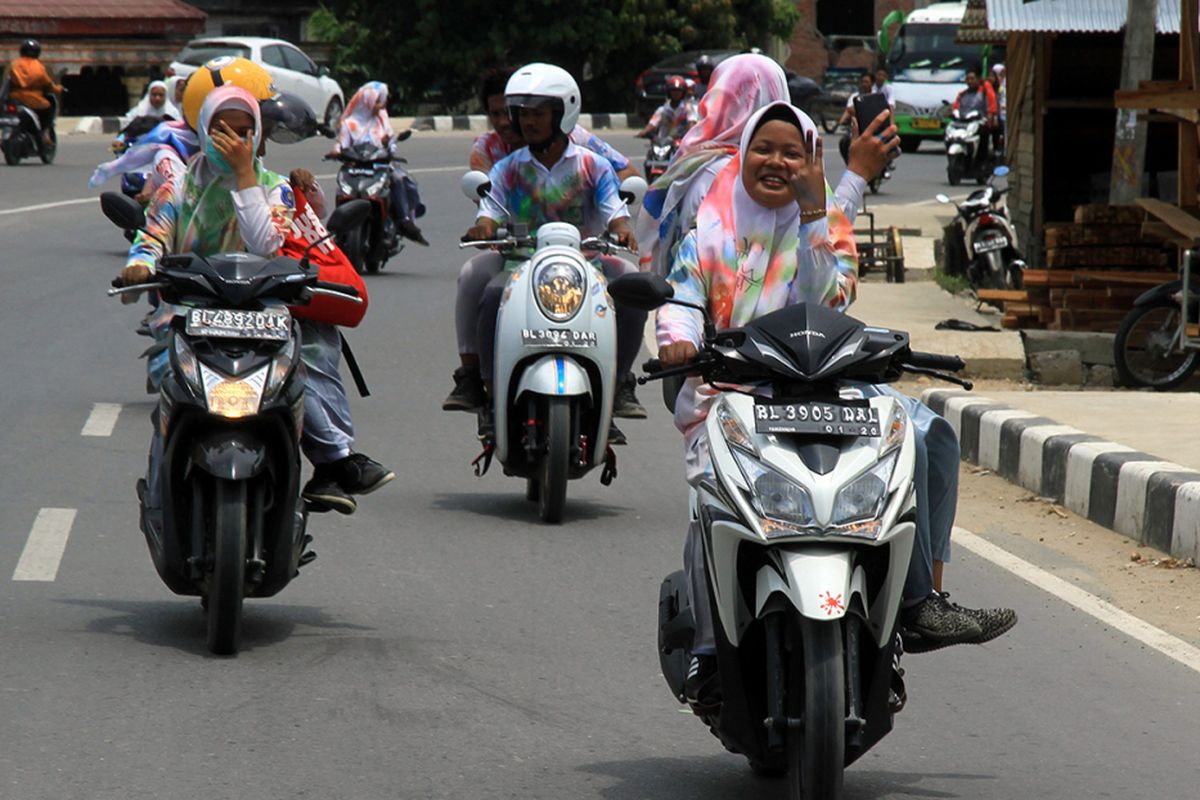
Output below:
[894,101,917,116]
[337,173,353,196]
[830,452,898,533]
[172,334,202,395]
[732,448,818,535]
[966,122,980,135]
[263,334,298,401]
[716,400,757,455]
[200,363,268,419]
[365,172,389,197]
[533,260,586,322]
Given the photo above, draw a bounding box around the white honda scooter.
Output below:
[459,171,646,523]
[608,272,972,799]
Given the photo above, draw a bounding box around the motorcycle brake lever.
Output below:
[902,365,973,390]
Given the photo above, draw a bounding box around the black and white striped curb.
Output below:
[412,113,634,132]
[922,388,1200,563]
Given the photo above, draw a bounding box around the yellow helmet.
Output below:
[181,56,277,130]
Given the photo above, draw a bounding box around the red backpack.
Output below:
[283,187,369,327]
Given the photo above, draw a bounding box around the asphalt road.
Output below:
[0,131,1197,800]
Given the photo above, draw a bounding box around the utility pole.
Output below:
[1109,0,1158,204]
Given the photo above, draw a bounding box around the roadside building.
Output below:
[783,1,932,79]
[0,0,206,115]
[186,0,317,43]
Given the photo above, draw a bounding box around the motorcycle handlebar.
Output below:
[906,351,965,372]
[314,280,359,297]
[643,358,663,374]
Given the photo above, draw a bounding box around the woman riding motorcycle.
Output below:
[655,101,1016,706]
[329,81,427,246]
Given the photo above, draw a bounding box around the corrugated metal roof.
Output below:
[0,0,205,21]
[988,0,1183,34]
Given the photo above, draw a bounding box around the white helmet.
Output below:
[504,62,581,136]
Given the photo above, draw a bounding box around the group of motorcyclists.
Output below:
[44,33,1018,777]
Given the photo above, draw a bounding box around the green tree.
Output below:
[310,0,800,112]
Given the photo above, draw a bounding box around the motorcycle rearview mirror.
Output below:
[618,175,648,208]
[935,193,951,204]
[992,165,1010,177]
[607,272,674,311]
[460,170,491,201]
[100,191,147,232]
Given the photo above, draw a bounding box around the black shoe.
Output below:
[684,654,722,714]
[608,421,627,445]
[332,453,395,495]
[443,366,486,412]
[302,466,357,515]
[398,219,429,246]
[900,592,983,653]
[477,405,495,442]
[613,375,647,419]
[957,603,1018,644]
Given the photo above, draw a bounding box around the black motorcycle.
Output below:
[936,166,1025,293]
[101,192,368,655]
[0,91,57,165]
[644,134,679,181]
[327,133,412,274]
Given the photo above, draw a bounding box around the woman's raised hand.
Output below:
[788,128,825,214]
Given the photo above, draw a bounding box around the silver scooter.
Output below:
[458,171,646,523]
[608,272,972,798]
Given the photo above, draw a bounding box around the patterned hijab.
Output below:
[337,81,390,151]
[693,102,841,329]
[638,54,790,273]
[177,85,278,257]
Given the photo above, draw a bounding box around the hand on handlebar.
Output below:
[658,341,698,368]
[462,219,498,243]
[608,220,638,253]
[120,264,152,287]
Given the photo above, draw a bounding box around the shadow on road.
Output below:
[57,597,375,657]
[580,755,989,799]
[430,491,625,523]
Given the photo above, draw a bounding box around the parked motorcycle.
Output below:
[607,271,972,799]
[327,134,413,274]
[101,191,368,655]
[1114,249,1200,390]
[457,170,646,523]
[0,92,57,165]
[644,134,679,181]
[943,106,992,186]
[936,166,1025,292]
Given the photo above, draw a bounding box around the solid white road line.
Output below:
[13,508,77,582]
[80,403,122,437]
[0,197,97,217]
[954,526,1200,676]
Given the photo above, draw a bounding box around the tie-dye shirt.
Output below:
[469,124,631,173]
[477,141,628,236]
[647,99,699,139]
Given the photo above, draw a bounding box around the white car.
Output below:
[170,36,346,126]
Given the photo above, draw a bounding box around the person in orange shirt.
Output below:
[5,40,63,145]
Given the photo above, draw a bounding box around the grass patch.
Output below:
[933,268,972,295]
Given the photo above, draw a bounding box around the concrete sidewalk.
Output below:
[923,387,1200,565]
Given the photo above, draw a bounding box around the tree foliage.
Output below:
[309,0,800,112]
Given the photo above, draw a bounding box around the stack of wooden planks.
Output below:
[979,205,1176,331]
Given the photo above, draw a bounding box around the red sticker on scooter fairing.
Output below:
[819,592,845,615]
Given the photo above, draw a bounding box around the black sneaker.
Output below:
[900,592,983,653]
[477,405,495,442]
[443,366,486,412]
[958,604,1018,644]
[332,453,394,495]
[684,654,722,714]
[398,219,429,246]
[613,375,647,419]
[608,421,627,445]
[302,466,357,515]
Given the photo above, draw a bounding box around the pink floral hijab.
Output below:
[336,81,391,151]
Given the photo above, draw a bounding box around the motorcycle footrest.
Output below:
[763,716,804,731]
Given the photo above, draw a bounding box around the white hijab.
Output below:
[128,80,181,121]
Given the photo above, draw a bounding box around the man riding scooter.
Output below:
[636,75,697,141]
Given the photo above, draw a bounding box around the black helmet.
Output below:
[260,92,318,144]
[20,39,41,58]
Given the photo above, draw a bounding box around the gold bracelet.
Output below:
[799,209,826,223]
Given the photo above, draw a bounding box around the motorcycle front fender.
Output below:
[514,354,592,399]
[190,431,269,481]
[1134,279,1183,307]
[947,143,964,155]
[755,547,867,623]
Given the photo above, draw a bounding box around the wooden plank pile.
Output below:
[979,205,1176,331]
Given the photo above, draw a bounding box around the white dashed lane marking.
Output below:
[13,508,77,582]
[81,403,122,437]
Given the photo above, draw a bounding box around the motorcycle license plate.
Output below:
[346,167,376,176]
[911,117,941,130]
[186,308,291,340]
[972,237,1009,254]
[521,328,597,348]
[753,400,880,437]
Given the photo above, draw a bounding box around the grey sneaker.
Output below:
[959,604,1018,644]
[901,592,983,653]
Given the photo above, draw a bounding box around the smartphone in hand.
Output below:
[852,92,893,142]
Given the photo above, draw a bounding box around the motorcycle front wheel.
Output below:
[2,138,18,166]
[40,129,56,164]
[787,617,845,800]
[1114,298,1200,390]
[342,219,366,274]
[538,396,570,524]
[206,479,247,655]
